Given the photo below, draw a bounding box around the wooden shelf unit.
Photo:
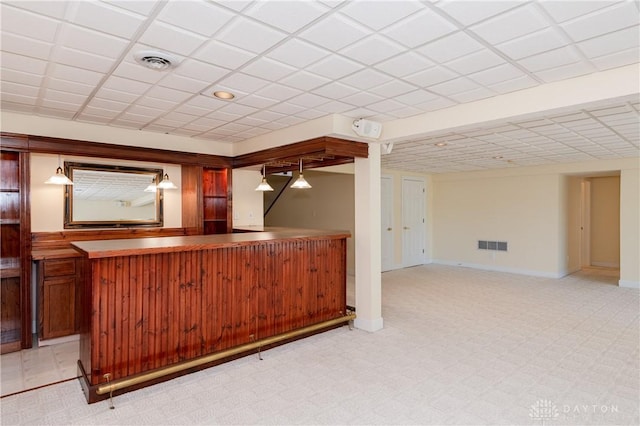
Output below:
[0,148,31,353]
[182,166,232,235]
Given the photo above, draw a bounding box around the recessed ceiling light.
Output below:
[434,142,448,147]
[213,91,235,100]
[133,50,177,71]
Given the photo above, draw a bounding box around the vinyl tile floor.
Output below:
[1,265,638,425]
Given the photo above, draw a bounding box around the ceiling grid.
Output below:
[0,0,638,173]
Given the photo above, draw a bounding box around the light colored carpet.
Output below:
[1,264,638,425]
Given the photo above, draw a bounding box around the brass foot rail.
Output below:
[96,313,356,396]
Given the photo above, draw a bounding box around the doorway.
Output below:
[402,177,425,267]
[381,175,393,272]
[575,174,620,283]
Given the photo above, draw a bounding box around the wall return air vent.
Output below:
[478,240,508,251]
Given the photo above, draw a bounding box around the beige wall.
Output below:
[620,168,640,287]
[30,153,181,232]
[433,172,564,277]
[231,169,264,228]
[590,176,621,267]
[265,170,355,274]
[431,158,639,284]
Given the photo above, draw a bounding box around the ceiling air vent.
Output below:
[133,50,177,71]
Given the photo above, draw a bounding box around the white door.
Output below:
[381,176,393,271]
[402,178,425,267]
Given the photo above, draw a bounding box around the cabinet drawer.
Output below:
[43,259,76,277]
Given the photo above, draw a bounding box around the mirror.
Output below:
[64,162,164,229]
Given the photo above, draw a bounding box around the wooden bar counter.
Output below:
[72,229,351,403]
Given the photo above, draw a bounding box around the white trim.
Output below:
[432,259,565,279]
[38,333,80,347]
[354,317,384,332]
[619,280,640,289]
[591,261,620,268]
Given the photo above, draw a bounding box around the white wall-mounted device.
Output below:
[352,118,382,139]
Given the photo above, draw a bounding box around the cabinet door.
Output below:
[41,276,76,339]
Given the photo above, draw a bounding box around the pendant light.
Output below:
[290,158,311,189]
[157,172,177,189]
[255,165,274,191]
[44,156,73,185]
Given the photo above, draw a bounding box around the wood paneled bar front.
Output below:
[72,229,352,403]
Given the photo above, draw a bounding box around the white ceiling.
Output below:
[1,0,639,173]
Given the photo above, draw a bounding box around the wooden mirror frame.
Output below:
[64,162,164,229]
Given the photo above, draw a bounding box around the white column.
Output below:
[354,143,383,332]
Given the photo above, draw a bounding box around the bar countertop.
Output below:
[71,228,350,259]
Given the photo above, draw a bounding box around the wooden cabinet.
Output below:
[182,166,232,235]
[37,256,82,340]
[0,146,31,354]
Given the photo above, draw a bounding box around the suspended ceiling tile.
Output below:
[305,55,363,80]
[339,68,393,91]
[434,0,522,26]
[488,75,538,94]
[339,35,405,66]
[138,21,209,56]
[0,68,44,87]
[173,59,229,83]
[382,9,457,48]
[94,87,139,104]
[298,13,370,51]
[1,51,49,74]
[469,4,550,45]
[256,83,304,101]
[590,46,640,71]
[1,5,60,42]
[374,51,434,78]
[52,47,115,73]
[496,27,569,60]
[69,1,146,39]
[193,40,255,70]
[242,57,297,81]
[417,31,484,64]
[534,60,594,83]
[1,81,40,98]
[518,45,581,72]
[576,26,639,58]
[157,0,235,37]
[235,94,279,109]
[368,79,416,98]
[468,63,524,86]
[1,32,54,60]
[312,82,359,99]
[405,65,458,87]
[266,38,331,68]
[244,0,328,33]
[541,1,614,24]
[560,1,640,42]
[102,75,152,95]
[158,74,210,94]
[445,49,506,74]
[340,0,422,31]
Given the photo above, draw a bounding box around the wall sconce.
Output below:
[290,159,311,189]
[157,173,177,189]
[255,165,274,191]
[44,156,73,185]
[144,177,157,192]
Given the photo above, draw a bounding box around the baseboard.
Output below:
[38,334,80,347]
[619,280,640,289]
[591,261,621,268]
[431,260,563,279]
[354,317,384,332]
